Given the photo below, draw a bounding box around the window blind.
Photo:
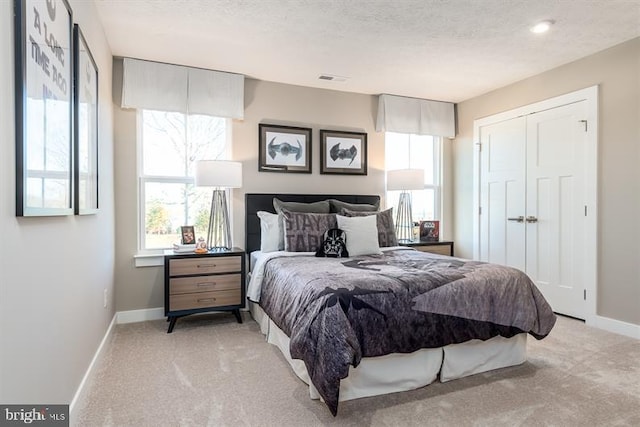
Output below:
[376,94,455,138]
[121,58,244,119]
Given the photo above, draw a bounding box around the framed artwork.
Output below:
[14,0,74,216]
[258,124,312,173]
[320,130,367,175]
[180,226,196,245]
[73,24,99,215]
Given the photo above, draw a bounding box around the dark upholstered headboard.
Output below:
[245,193,381,254]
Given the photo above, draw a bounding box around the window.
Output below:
[138,110,229,252]
[385,132,441,221]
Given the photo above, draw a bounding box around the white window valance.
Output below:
[376,94,455,138]
[121,58,244,119]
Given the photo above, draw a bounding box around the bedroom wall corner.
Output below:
[452,37,640,327]
[0,0,116,406]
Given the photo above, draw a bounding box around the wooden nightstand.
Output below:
[400,240,454,256]
[164,248,246,333]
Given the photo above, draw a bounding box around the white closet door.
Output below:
[479,117,526,271]
[525,101,588,319]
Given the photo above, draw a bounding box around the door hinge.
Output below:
[579,120,588,132]
[584,289,587,300]
[475,142,482,151]
[479,206,482,215]
[584,205,588,216]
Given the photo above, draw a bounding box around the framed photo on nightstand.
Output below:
[180,226,195,244]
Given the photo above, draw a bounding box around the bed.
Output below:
[245,193,556,415]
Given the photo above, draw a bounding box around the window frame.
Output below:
[385,133,443,223]
[136,110,231,256]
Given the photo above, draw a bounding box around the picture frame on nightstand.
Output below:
[180,225,196,244]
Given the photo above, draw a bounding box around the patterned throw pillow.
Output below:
[341,208,398,247]
[282,211,337,252]
[315,228,349,258]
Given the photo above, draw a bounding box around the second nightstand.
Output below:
[400,240,454,257]
[164,248,246,333]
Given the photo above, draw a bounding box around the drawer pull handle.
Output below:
[197,263,217,268]
[197,298,216,303]
[197,282,215,287]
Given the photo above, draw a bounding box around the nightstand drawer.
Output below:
[169,274,241,295]
[415,245,452,256]
[169,256,241,276]
[169,289,242,311]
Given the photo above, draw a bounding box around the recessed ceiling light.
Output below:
[530,20,554,34]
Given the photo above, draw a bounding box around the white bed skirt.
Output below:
[249,302,526,402]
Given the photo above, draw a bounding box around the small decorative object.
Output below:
[413,222,420,240]
[194,237,208,254]
[172,243,195,253]
[195,160,243,250]
[259,124,312,173]
[15,0,74,216]
[320,130,367,175]
[386,168,425,242]
[420,220,440,242]
[315,229,349,258]
[180,225,196,245]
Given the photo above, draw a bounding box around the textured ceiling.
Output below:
[94,0,640,103]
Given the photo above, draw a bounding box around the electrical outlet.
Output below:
[103,289,108,308]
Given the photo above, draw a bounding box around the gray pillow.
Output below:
[341,208,398,247]
[273,198,330,215]
[328,199,380,213]
[282,211,337,252]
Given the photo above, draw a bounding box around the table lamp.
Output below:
[195,160,243,250]
[386,168,425,242]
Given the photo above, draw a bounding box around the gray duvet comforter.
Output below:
[254,248,556,415]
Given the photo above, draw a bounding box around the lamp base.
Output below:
[395,192,414,242]
[206,189,232,250]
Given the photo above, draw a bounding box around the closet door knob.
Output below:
[507,216,524,223]
[526,216,538,223]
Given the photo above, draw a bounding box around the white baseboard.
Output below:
[117,307,164,324]
[115,306,249,324]
[69,313,117,425]
[591,315,640,340]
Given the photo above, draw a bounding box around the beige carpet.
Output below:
[75,313,640,426]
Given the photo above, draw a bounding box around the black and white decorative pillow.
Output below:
[315,228,349,258]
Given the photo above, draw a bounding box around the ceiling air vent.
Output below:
[318,74,349,83]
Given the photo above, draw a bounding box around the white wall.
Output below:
[453,37,640,326]
[0,0,115,405]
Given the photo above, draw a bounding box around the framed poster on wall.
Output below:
[14,0,74,216]
[73,24,98,215]
[258,123,312,173]
[319,129,367,175]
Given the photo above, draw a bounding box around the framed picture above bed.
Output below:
[320,130,367,175]
[258,124,312,173]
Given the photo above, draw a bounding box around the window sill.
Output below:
[134,253,164,268]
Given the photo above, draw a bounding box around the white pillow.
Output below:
[336,214,382,256]
[257,211,283,252]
